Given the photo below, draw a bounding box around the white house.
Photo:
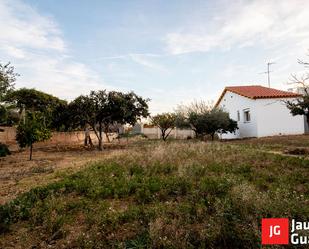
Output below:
[215,85,305,139]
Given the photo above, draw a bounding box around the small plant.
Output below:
[0,143,10,157]
[16,112,51,160]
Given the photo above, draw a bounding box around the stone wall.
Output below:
[0,126,117,145]
[142,126,195,139]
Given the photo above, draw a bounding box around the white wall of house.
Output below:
[218,91,258,138]
[256,98,305,137]
[218,91,305,139]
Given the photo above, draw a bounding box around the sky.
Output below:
[0,0,309,114]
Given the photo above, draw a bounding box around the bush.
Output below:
[0,143,10,157]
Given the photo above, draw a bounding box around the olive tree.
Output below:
[70,90,149,150]
[151,113,177,141]
[5,88,66,125]
[176,101,238,140]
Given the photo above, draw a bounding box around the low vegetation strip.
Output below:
[1,141,309,248]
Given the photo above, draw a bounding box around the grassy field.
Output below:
[0,137,309,248]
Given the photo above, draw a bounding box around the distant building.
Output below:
[215,85,306,138]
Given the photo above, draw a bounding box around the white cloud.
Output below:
[0,0,65,52]
[3,45,26,59]
[92,53,169,73]
[165,0,309,55]
[129,53,168,72]
[0,0,106,100]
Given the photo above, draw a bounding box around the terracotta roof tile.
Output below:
[215,85,302,107]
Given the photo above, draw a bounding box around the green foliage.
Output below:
[5,88,66,113]
[0,104,20,126]
[5,88,66,127]
[0,63,19,126]
[0,62,18,102]
[0,105,7,124]
[16,112,52,160]
[106,91,149,126]
[69,90,149,150]
[176,102,238,140]
[49,101,71,131]
[151,113,177,141]
[0,143,10,157]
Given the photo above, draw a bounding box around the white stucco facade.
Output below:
[217,90,305,139]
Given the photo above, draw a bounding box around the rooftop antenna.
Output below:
[261,62,275,88]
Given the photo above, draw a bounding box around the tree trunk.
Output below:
[84,128,88,146]
[211,133,215,141]
[98,139,102,150]
[161,130,166,141]
[84,127,93,147]
[91,123,101,150]
[98,123,103,151]
[84,135,93,147]
[105,127,110,143]
[29,143,33,160]
[88,136,93,147]
[165,128,174,141]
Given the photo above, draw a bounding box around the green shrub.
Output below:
[200,176,233,197]
[0,143,10,157]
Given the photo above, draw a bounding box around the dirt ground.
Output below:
[0,142,127,205]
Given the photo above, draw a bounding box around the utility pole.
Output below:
[263,62,275,88]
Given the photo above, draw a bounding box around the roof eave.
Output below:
[214,89,302,107]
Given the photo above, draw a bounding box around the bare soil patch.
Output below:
[284,147,309,155]
[0,143,126,205]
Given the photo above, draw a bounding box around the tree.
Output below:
[49,101,71,131]
[286,56,309,127]
[102,91,149,141]
[204,109,238,140]
[0,62,19,126]
[151,113,177,141]
[0,62,18,102]
[0,105,7,125]
[16,112,51,160]
[0,105,20,126]
[0,143,10,157]
[5,88,66,113]
[70,90,149,150]
[176,101,238,140]
[5,88,67,130]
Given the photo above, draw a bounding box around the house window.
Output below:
[237,111,240,121]
[243,109,251,122]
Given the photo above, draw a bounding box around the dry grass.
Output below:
[228,134,309,151]
[0,136,308,248]
[0,143,127,205]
